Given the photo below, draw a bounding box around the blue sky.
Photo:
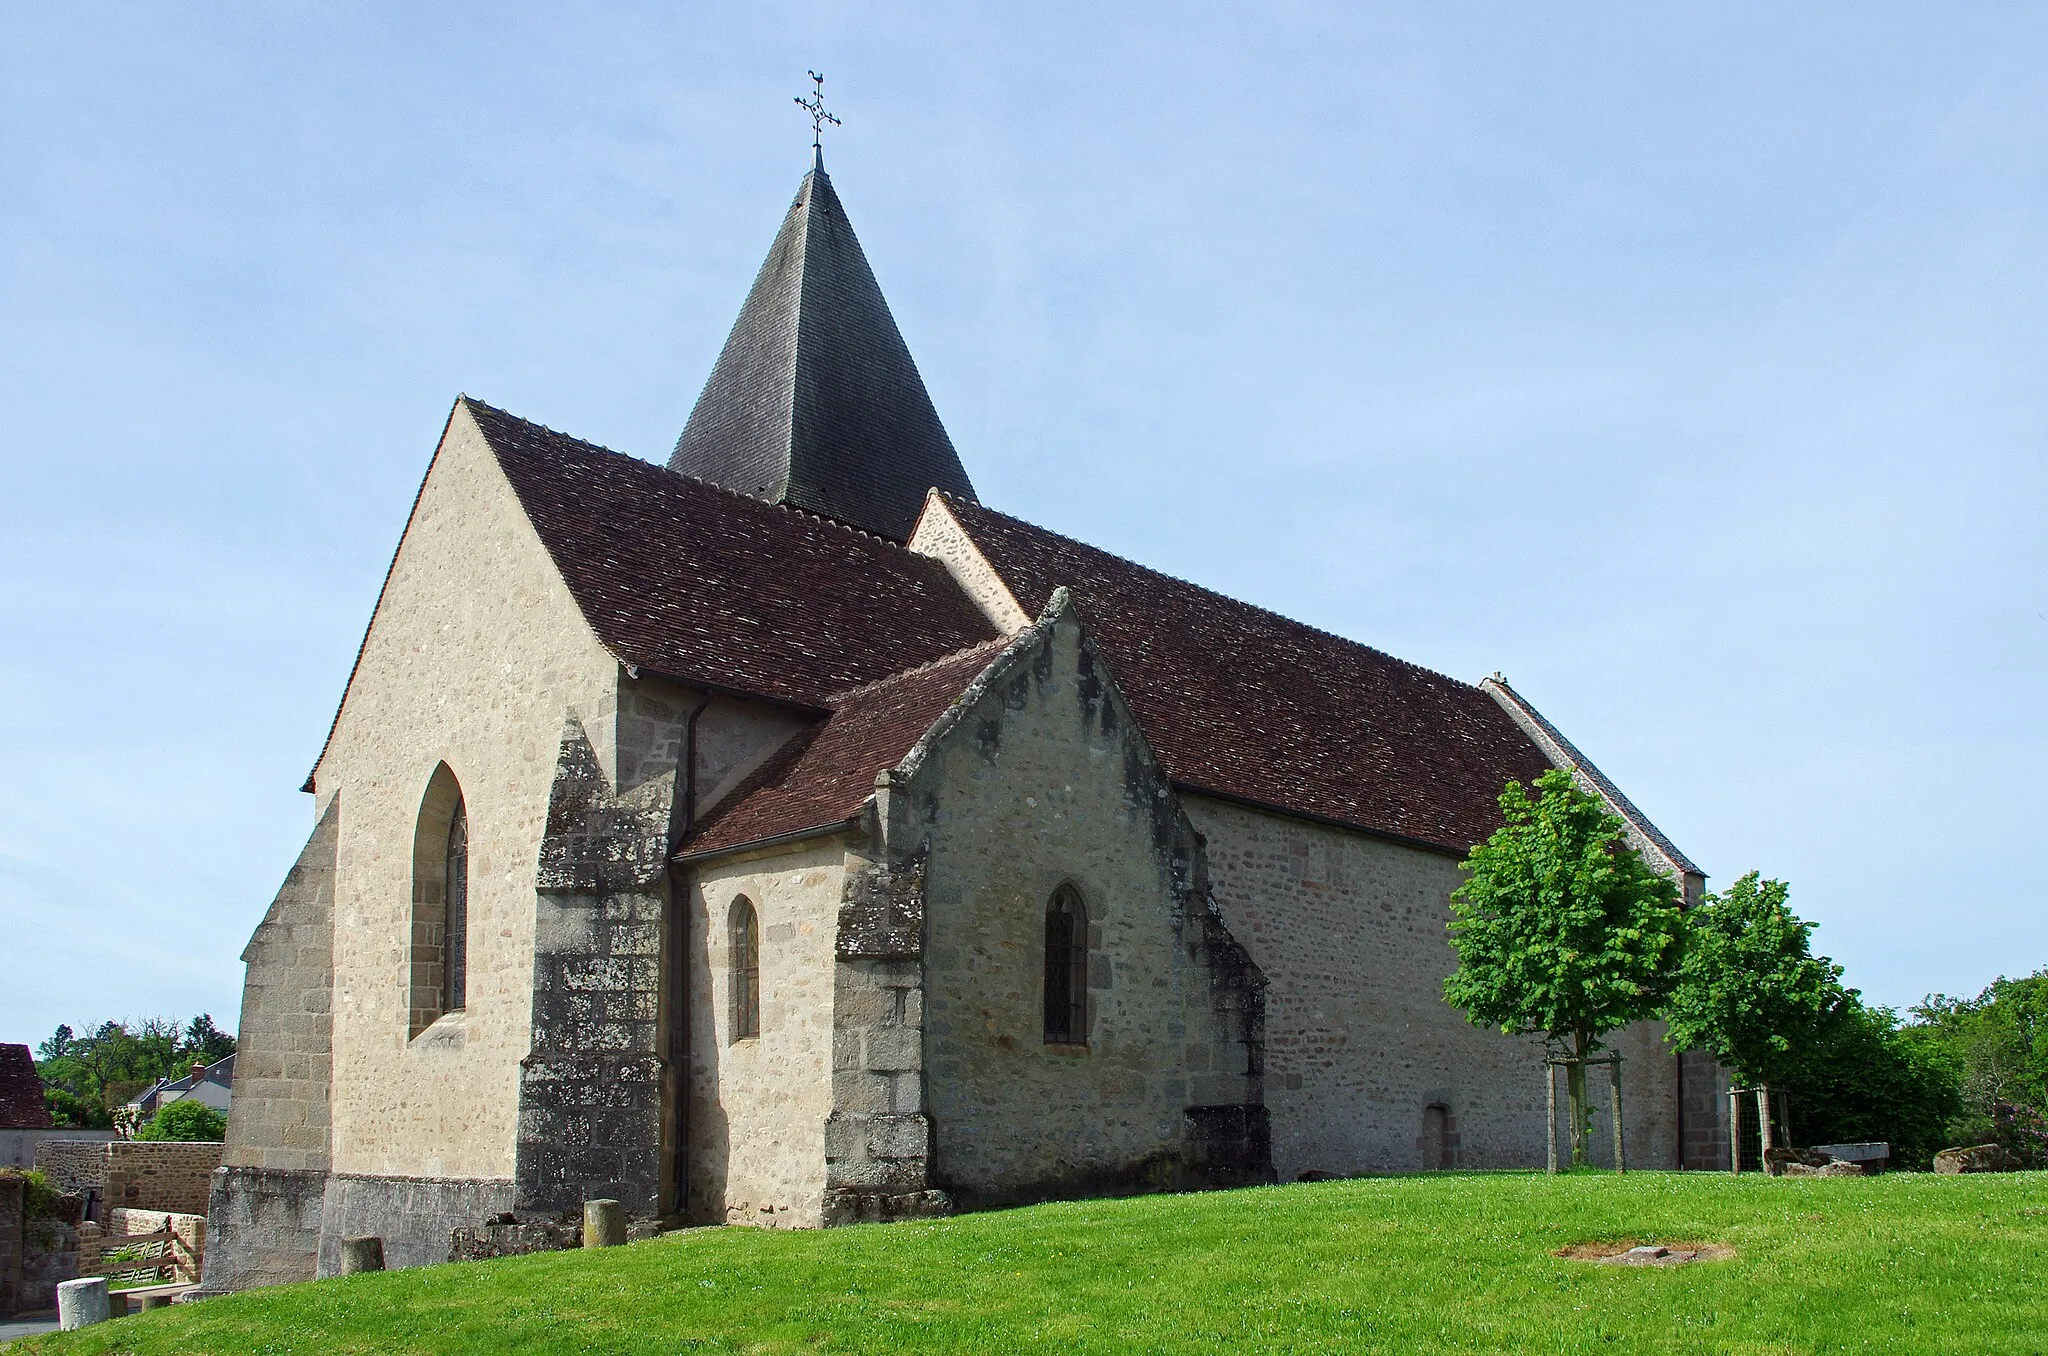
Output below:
[2,5,2042,1043]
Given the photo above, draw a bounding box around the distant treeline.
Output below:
[34,1014,237,1128]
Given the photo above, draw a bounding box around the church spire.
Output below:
[670,102,975,541]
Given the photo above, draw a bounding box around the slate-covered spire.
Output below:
[670,158,976,541]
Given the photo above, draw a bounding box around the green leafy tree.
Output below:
[133,1098,227,1143]
[183,1013,237,1066]
[1910,969,2048,1161]
[1663,872,1845,1089]
[1444,769,1685,1165]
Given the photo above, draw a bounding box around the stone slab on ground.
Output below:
[1934,1144,2020,1174]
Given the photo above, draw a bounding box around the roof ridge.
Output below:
[824,635,1011,705]
[937,492,1486,695]
[464,396,919,553]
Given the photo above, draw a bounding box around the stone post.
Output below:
[1756,1085,1775,1173]
[57,1276,110,1330]
[338,1236,385,1274]
[1728,1087,1742,1174]
[582,1199,625,1248]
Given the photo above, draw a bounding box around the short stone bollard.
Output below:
[340,1235,387,1274]
[141,1292,177,1311]
[582,1199,626,1248]
[58,1276,112,1330]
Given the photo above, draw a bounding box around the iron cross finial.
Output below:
[795,71,841,160]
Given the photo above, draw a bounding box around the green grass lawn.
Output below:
[20,1171,2048,1354]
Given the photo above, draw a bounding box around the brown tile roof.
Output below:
[684,639,1011,856]
[0,1042,53,1130]
[938,496,1555,853]
[467,400,997,708]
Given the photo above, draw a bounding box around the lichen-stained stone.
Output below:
[518,718,673,1217]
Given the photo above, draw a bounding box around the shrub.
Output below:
[133,1098,227,1142]
[1784,1000,1960,1169]
[0,1167,61,1220]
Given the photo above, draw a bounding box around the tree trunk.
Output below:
[1567,1034,1590,1167]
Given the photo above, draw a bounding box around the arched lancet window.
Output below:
[444,800,468,1014]
[730,897,760,1042]
[409,763,467,1038]
[1044,885,1088,1045]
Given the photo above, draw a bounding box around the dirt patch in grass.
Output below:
[1554,1240,1735,1266]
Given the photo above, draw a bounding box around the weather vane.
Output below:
[795,70,840,160]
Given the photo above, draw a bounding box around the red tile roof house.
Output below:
[0,1045,53,1134]
[202,151,1723,1291]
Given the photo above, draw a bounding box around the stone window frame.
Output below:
[729,895,761,1043]
[444,799,469,1015]
[1042,883,1090,1047]
[409,762,469,1039]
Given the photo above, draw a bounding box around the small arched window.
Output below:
[730,897,760,1042]
[1043,885,1088,1045]
[444,800,468,1013]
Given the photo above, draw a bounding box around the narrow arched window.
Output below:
[444,800,468,1013]
[1044,886,1088,1045]
[409,763,465,1038]
[730,897,760,1041]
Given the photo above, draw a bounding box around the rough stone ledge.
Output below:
[820,1188,953,1228]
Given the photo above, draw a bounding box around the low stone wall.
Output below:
[0,1129,116,1171]
[107,1142,223,1216]
[202,1165,326,1293]
[32,1140,112,1201]
[15,1193,82,1315]
[34,1140,223,1218]
[315,1173,515,1275]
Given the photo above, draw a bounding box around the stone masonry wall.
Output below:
[517,717,672,1218]
[201,1165,326,1292]
[1678,1048,1732,1170]
[222,798,336,1173]
[825,831,945,1226]
[0,1175,20,1316]
[104,1142,224,1217]
[688,841,846,1227]
[38,1141,223,1218]
[31,1141,110,1201]
[910,599,1270,1209]
[313,403,622,1183]
[1185,796,1681,1176]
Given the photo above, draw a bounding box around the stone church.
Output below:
[203,151,1725,1289]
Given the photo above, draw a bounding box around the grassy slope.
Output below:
[21,1172,2048,1355]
